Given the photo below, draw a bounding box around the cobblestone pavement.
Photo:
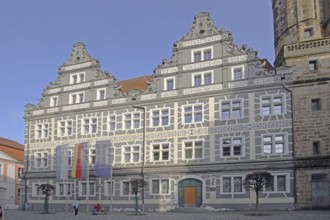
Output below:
[2,209,330,220]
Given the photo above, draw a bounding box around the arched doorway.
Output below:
[178,178,202,207]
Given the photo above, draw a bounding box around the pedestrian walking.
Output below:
[72,198,80,216]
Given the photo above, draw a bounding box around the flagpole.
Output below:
[87,148,89,213]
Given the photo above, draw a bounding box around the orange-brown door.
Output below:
[184,186,196,207]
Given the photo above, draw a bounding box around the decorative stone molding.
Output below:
[160,67,178,75]
[33,110,44,115]
[62,103,90,111]
[181,35,221,48]
[94,79,108,86]
[93,100,108,107]
[63,82,91,91]
[227,55,248,63]
[161,90,178,98]
[141,94,157,101]
[254,77,275,85]
[48,88,61,94]
[227,80,248,88]
[47,107,59,114]
[285,38,330,52]
[183,59,222,71]
[62,61,92,71]
[183,84,222,95]
[112,98,127,105]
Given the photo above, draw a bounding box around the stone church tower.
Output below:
[272,0,330,209]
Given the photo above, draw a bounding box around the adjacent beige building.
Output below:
[273,0,330,209]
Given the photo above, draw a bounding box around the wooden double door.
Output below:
[178,179,202,207]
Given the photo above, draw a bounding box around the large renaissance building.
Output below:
[23,1,329,210]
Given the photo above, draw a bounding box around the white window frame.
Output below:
[32,182,46,196]
[150,108,170,127]
[57,120,73,137]
[182,103,204,124]
[192,71,213,86]
[231,65,245,80]
[56,182,73,196]
[164,77,175,91]
[123,112,141,130]
[151,143,170,162]
[79,181,96,196]
[150,178,171,195]
[182,140,204,160]
[264,173,289,193]
[50,96,58,107]
[262,133,288,155]
[69,92,85,104]
[104,180,115,196]
[70,72,85,84]
[260,94,285,116]
[68,149,73,167]
[220,136,245,157]
[89,148,95,165]
[122,145,141,163]
[34,152,48,168]
[220,176,245,194]
[121,180,133,196]
[82,117,98,135]
[107,115,117,132]
[35,123,49,139]
[220,99,243,120]
[97,88,106,100]
[191,46,213,62]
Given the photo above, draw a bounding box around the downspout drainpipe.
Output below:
[22,119,30,211]
[281,78,298,210]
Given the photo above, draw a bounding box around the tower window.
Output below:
[313,142,320,155]
[311,98,321,111]
[304,28,313,38]
[309,60,317,71]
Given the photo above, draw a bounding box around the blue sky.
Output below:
[0,0,274,144]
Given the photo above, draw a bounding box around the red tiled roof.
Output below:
[117,75,152,93]
[0,137,24,163]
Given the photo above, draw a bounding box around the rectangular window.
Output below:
[263,134,286,154]
[261,94,284,116]
[151,179,170,195]
[221,99,242,120]
[35,152,48,168]
[50,96,58,107]
[68,149,73,167]
[222,176,243,194]
[165,77,175,91]
[233,67,243,80]
[192,72,213,86]
[89,149,96,165]
[151,108,169,127]
[82,117,98,135]
[192,47,213,62]
[105,180,114,196]
[221,137,243,157]
[304,28,313,38]
[80,181,96,196]
[122,181,132,196]
[17,168,24,178]
[57,120,73,137]
[309,60,317,71]
[183,140,203,160]
[123,145,140,163]
[97,88,106,100]
[151,143,170,161]
[70,72,85,84]
[123,112,141,130]
[107,115,116,131]
[56,182,72,196]
[183,104,203,124]
[35,123,49,139]
[70,92,85,104]
[265,174,288,192]
[311,99,321,111]
[313,141,320,155]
